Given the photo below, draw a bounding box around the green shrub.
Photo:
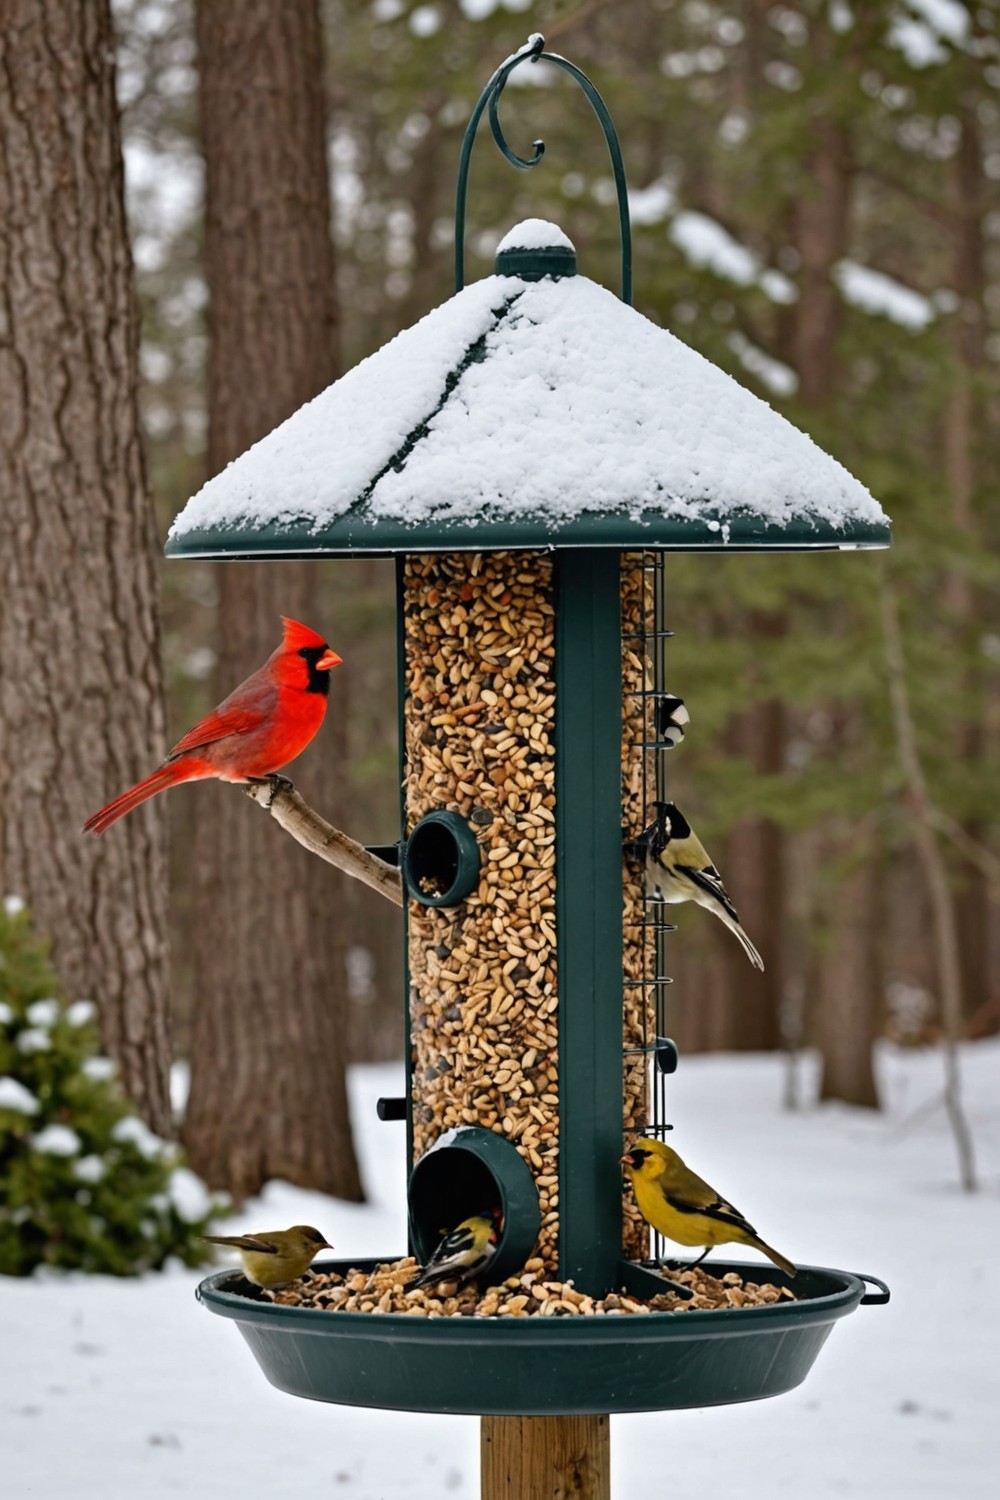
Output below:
[0,896,223,1275]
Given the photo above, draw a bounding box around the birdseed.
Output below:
[268,1257,796,1316]
[403,553,560,1268]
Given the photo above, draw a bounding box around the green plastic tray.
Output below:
[196,1257,888,1416]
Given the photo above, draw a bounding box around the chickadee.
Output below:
[407,1208,502,1291]
[655,694,689,749]
[628,801,764,971]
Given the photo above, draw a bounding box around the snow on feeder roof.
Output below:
[167,218,889,558]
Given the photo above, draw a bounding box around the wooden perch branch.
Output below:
[244,782,403,908]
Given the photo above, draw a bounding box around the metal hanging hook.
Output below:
[454,32,633,304]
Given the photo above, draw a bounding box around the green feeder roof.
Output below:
[166,219,890,558]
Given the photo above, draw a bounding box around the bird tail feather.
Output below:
[202,1234,269,1252]
[754,1239,797,1277]
[407,1265,447,1291]
[82,764,188,835]
[721,911,765,971]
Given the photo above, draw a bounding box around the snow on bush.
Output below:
[0,899,225,1276]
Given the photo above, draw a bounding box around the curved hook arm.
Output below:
[454,33,632,305]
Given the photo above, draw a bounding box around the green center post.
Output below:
[555,548,626,1295]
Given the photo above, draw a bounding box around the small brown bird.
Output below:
[202,1225,333,1288]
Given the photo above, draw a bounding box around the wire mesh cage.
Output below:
[621,552,680,1267]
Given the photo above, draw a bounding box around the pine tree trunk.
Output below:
[815,832,881,1109]
[182,0,363,1201]
[945,89,991,1023]
[790,58,881,1105]
[0,0,172,1135]
[790,21,853,404]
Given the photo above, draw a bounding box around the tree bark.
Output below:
[182,0,363,1201]
[944,86,991,1022]
[791,23,853,404]
[815,828,881,1109]
[0,0,172,1134]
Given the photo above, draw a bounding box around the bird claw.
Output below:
[265,773,294,806]
[247,773,294,807]
[656,1251,711,1277]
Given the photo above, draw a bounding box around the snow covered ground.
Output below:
[2,1043,997,1500]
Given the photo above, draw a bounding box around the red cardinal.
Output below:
[83,617,341,835]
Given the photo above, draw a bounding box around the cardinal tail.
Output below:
[82,763,188,835]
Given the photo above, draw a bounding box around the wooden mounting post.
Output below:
[481,1415,610,1500]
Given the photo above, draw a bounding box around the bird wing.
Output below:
[678,863,741,923]
[167,705,267,760]
[629,806,671,861]
[426,1223,477,1267]
[203,1233,279,1254]
[665,1189,757,1239]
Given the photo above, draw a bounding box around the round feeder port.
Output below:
[408,1126,541,1285]
[402,810,481,908]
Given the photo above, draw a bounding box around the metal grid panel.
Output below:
[622,552,679,1264]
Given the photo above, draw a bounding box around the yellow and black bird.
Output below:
[408,1209,502,1291]
[629,800,764,970]
[202,1224,333,1288]
[620,1138,796,1277]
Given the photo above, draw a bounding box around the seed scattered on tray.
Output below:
[264,1257,796,1316]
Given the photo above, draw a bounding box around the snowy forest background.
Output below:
[2,0,999,1211]
[134,0,1000,1194]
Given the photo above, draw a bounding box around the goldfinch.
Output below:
[202,1224,333,1288]
[408,1209,502,1291]
[620,1138,796,1277]
[656,694,689,749]
[630,800,764,970]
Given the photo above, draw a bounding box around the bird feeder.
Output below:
[180,33,889,1496]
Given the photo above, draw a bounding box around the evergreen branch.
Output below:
[243,783,403,908]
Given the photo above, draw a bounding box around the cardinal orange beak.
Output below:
[317,649,342,671]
